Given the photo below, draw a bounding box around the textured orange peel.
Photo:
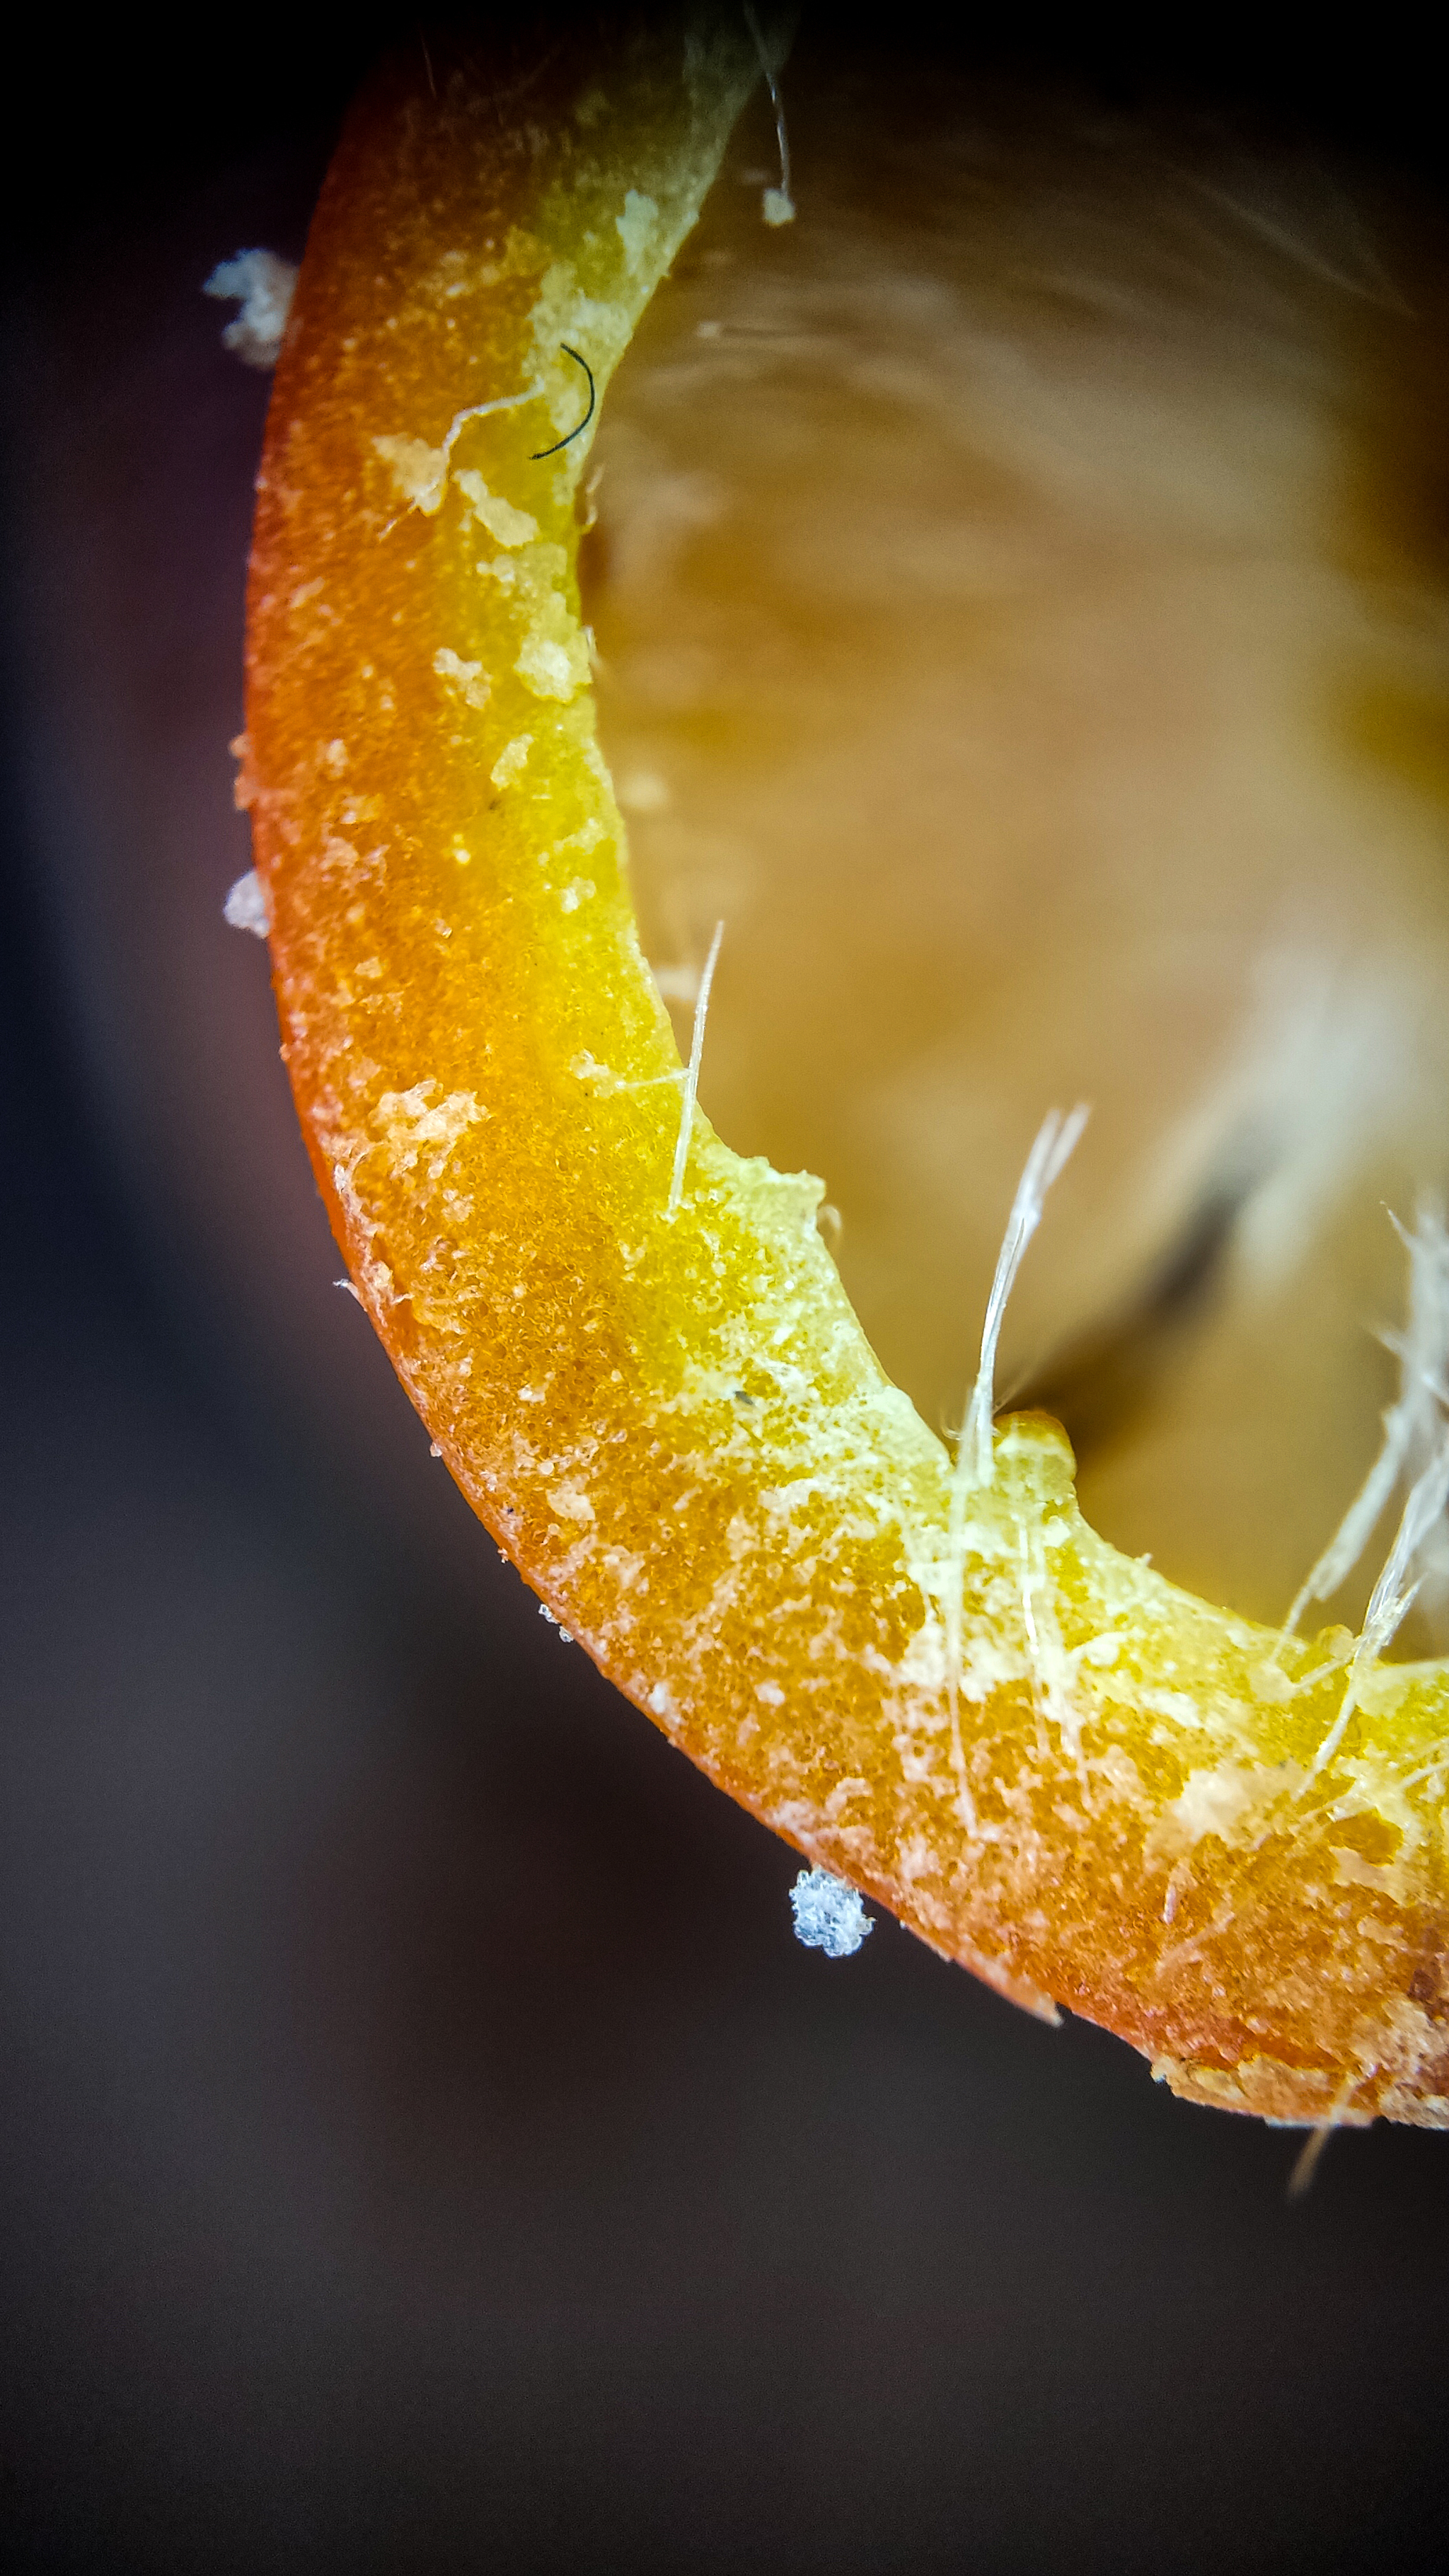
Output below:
[244,12,1449,2126]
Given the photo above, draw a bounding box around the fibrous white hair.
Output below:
[743,4,795,226]
[957,1104,1090,1496]
[666,918,724,1216]
[1287,1202,1449,1641]
[1299,1202,1449,1781]
[940,1105,1088,1832]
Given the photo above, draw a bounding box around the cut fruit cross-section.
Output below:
[244,11,1449,2127]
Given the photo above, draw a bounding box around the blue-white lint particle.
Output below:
[790,1867,874,1958]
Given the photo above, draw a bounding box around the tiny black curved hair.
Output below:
[531,345,596,459]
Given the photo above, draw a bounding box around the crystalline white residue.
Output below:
[223,869,270,937]
[790,1866,873,1958]
[203,250,298,369]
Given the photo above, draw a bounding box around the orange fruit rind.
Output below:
[244,13,1449,2127]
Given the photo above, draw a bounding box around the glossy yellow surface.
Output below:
[247,16,1449,2124]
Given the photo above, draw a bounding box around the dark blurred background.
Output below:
[2,11,1448,2570]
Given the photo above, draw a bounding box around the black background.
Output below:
[3,10,1447,2570]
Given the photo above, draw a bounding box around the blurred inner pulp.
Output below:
[581,54,1449,1640]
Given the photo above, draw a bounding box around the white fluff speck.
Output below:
[790,1866,873,1958]
[223,869,270,937]
[203,250,297,368]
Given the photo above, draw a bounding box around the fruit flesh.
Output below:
[584,58,1449,1636]
[246,16,1449,2124]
